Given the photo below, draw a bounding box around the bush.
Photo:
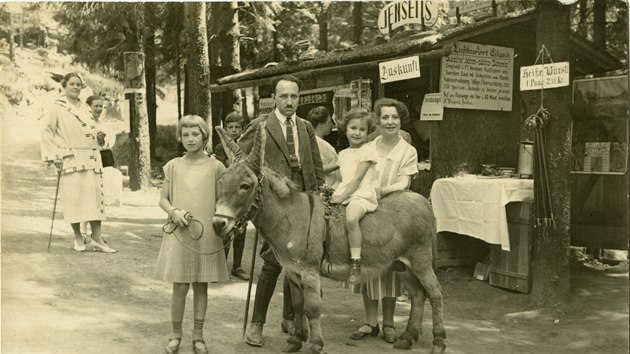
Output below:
[1,84,23,105]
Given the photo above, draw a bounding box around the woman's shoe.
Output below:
[164,337,181,354]
[192,339,208,354]
[349,323,379,340]
[81,233,91,246]
[382,324,397,343]
[90,238,117,253]
[73,238,85,252]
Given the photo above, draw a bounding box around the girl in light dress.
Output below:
[154,115,229,354]
[330,108,378,285]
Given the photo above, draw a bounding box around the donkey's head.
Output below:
[212,123,266,238]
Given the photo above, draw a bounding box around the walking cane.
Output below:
[243,227,259,338]
[47,164,62,252]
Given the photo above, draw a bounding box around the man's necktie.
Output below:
[285,117,300,169]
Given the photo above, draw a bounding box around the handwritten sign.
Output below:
[420,93,444,121]
[519,62,570,91]
[379,56,421,83]
[440,41,513,111]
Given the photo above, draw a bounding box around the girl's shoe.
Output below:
[192,339,208,354]
[90,238,117,253]
[73,238,85,252]
[81,233,91,245]
[349,323,379,340]
[382,324,397,343]
[164,338,181,354]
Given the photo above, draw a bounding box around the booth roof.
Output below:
[210,8,621,92]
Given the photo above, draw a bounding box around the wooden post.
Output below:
[123,52,152,191]
[530,0,572,304]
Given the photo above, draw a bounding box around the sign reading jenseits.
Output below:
[379,56,421,83]
[378,0,440,35]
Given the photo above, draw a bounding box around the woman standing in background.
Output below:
[41,73,117,253]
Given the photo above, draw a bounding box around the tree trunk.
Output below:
[219,1,242,124]
[353,2,363,45]
[593,0,606,48]
[144,3,157,161]
[578,0,588,37]
[318,4,330,51]
[184,2,212,144]
[176,50,182,121]
[530,0,572,305]
[124,52,152,191]
[8,12,14,62]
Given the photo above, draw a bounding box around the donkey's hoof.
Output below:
[430,344,446,354]
[393,338,413,350]
[281,336,302,353]
[305,344,324,354]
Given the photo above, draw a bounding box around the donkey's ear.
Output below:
[244,122,266,175]
[215,126,242,164]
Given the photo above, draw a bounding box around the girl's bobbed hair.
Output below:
[176,115,210,143]
[374,97,410,125]
[337,108,376,133]
[61,72,84,88]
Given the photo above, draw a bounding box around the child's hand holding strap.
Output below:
[169,208,190,227]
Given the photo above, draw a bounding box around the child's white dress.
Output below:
[154,156,230,283]
[333,144,378,213]
[350,136,419,299]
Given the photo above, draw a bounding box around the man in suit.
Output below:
[239,75,324,347]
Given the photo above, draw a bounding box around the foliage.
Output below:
[113,124,180,168]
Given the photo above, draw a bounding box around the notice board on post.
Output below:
[440,41,513,111]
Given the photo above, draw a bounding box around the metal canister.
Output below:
[518,140,534,178]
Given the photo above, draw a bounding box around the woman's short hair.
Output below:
[306,106,330,128]
[176,115,209,143]
[86,95,103,106]
[224,111,243,127]
[374,97,410,125]
[61,72,84,88]
[337,108,376,133]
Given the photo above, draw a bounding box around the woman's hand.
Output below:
[375,187,384,199]
[330,195,343,204]
[170,208,190,227]
[49,159,63,172]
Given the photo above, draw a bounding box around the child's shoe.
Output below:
[192,339,208,354]
[164,337,181,354]
[349,258,361,284]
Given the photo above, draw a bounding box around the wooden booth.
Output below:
[209,4,622,293]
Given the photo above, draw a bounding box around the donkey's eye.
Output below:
[239,183,252,191]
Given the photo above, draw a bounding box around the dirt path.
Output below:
[1,113,628,354]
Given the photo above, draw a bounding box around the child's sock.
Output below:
[192,319,204,341]
[350,248,362,260]
[171,321,183,339]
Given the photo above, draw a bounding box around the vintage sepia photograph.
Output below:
[1,1,628,353]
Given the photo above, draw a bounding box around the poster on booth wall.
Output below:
[440,41,513,111]
[420,93,444,121]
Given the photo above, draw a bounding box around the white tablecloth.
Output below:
[430,175,534,251]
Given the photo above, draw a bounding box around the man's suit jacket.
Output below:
[238,110,324,192]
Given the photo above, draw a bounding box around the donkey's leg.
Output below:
[283,271,304,353]
[393,270,426,350]
[301,271,324,354]
[416,268,446,354]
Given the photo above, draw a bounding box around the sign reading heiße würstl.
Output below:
[378,0,440,35]
[440,41,513,111]
[379,56,421,83]
[519,62,570,91]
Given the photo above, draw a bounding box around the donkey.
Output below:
[212,124,445,354]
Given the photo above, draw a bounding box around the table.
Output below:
[430,175,534,251]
